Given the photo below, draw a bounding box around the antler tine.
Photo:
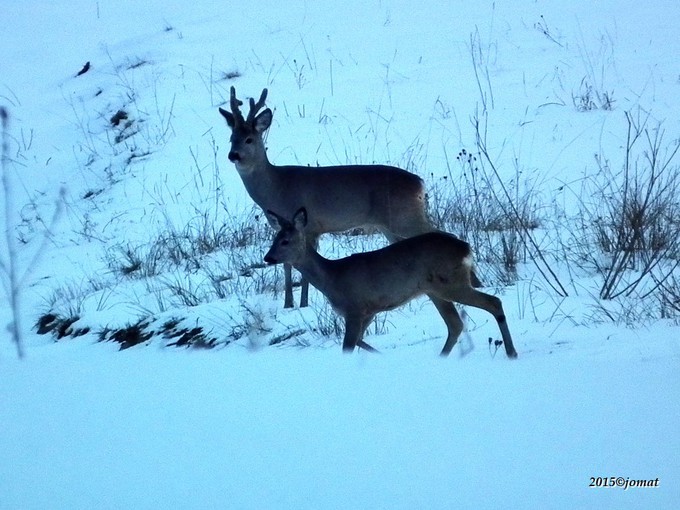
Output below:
[246,88,268,123]
[229,86,245,125]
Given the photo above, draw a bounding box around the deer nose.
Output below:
[228,151,241,162]
[264,253,277,265]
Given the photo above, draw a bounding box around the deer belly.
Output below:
[366,288,420,313]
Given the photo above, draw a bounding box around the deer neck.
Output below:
[235,154,280,206]
[294,245,336,299]
[234,147,272,175]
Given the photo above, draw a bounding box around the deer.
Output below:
[263,208,518,358]
[219,87,440,309]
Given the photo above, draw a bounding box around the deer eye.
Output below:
[245,137,253,144]
[281,239,290,246]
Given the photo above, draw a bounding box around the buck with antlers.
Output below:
[264,208,518,358]
[219,87,438,309]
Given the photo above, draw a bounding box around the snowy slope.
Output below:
[1,0,679,508]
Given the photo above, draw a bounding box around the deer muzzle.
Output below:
[228,150,241,162]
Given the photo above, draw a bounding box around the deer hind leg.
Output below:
[448,287,518,359]
[428,295,464,357]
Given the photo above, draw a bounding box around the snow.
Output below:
[1,0,679,508]
[2,345,679,509]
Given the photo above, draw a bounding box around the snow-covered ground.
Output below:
[1,1,679,508]
[2,342,678,509]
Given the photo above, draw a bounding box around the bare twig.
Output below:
[1,107,24,357]
[469,28,495,113]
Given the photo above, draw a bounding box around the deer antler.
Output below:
[229,86,245,125]
[246,88,268,123]
[229,87,268,126]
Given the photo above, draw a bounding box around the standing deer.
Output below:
[264,208,518,358]
[219,87,437,309]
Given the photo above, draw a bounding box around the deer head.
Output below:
[218,87,272,170]
[264,208,309,266]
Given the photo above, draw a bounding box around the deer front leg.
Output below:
[300,275,310,308]
[428,296,464,357]
[299,235,319,308]
[342,314,371,353]
[356,339,379,353]
[284,263,294,308]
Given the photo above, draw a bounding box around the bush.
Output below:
[567,111,680,323]
[579,112,680,301]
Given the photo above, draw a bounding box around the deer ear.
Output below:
[254,108,272,133]
[293,207,308,229]
[219,107,235,128]
[265,210,283,231]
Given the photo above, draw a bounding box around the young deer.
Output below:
[218,87,435,309]
[264,208,518,358]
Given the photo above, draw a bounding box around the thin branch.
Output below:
[1,106,24,358]
[473,111,568,297]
